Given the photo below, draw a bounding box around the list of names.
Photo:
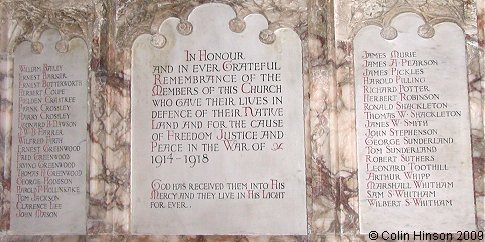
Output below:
[354,14,476,233]
[11,32,88,234]
[359,50,457,208]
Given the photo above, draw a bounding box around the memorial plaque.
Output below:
[10,29,88,234]
[131,3,306,235]
[354,13,476,233]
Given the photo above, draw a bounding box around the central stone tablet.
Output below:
[131,3,306,235]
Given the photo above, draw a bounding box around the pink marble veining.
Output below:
[476,0,485,231]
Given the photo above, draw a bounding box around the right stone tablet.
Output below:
[354,13,476,233]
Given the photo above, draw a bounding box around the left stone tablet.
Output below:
[10,29,88,235]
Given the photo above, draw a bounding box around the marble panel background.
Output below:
[0,0,482,241]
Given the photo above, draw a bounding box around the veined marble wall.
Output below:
[0,0,483,241]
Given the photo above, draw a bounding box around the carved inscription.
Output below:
[354,14,476,233]
[149,50,285,165]
[131,4,306,235]
[10,30,88,235]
